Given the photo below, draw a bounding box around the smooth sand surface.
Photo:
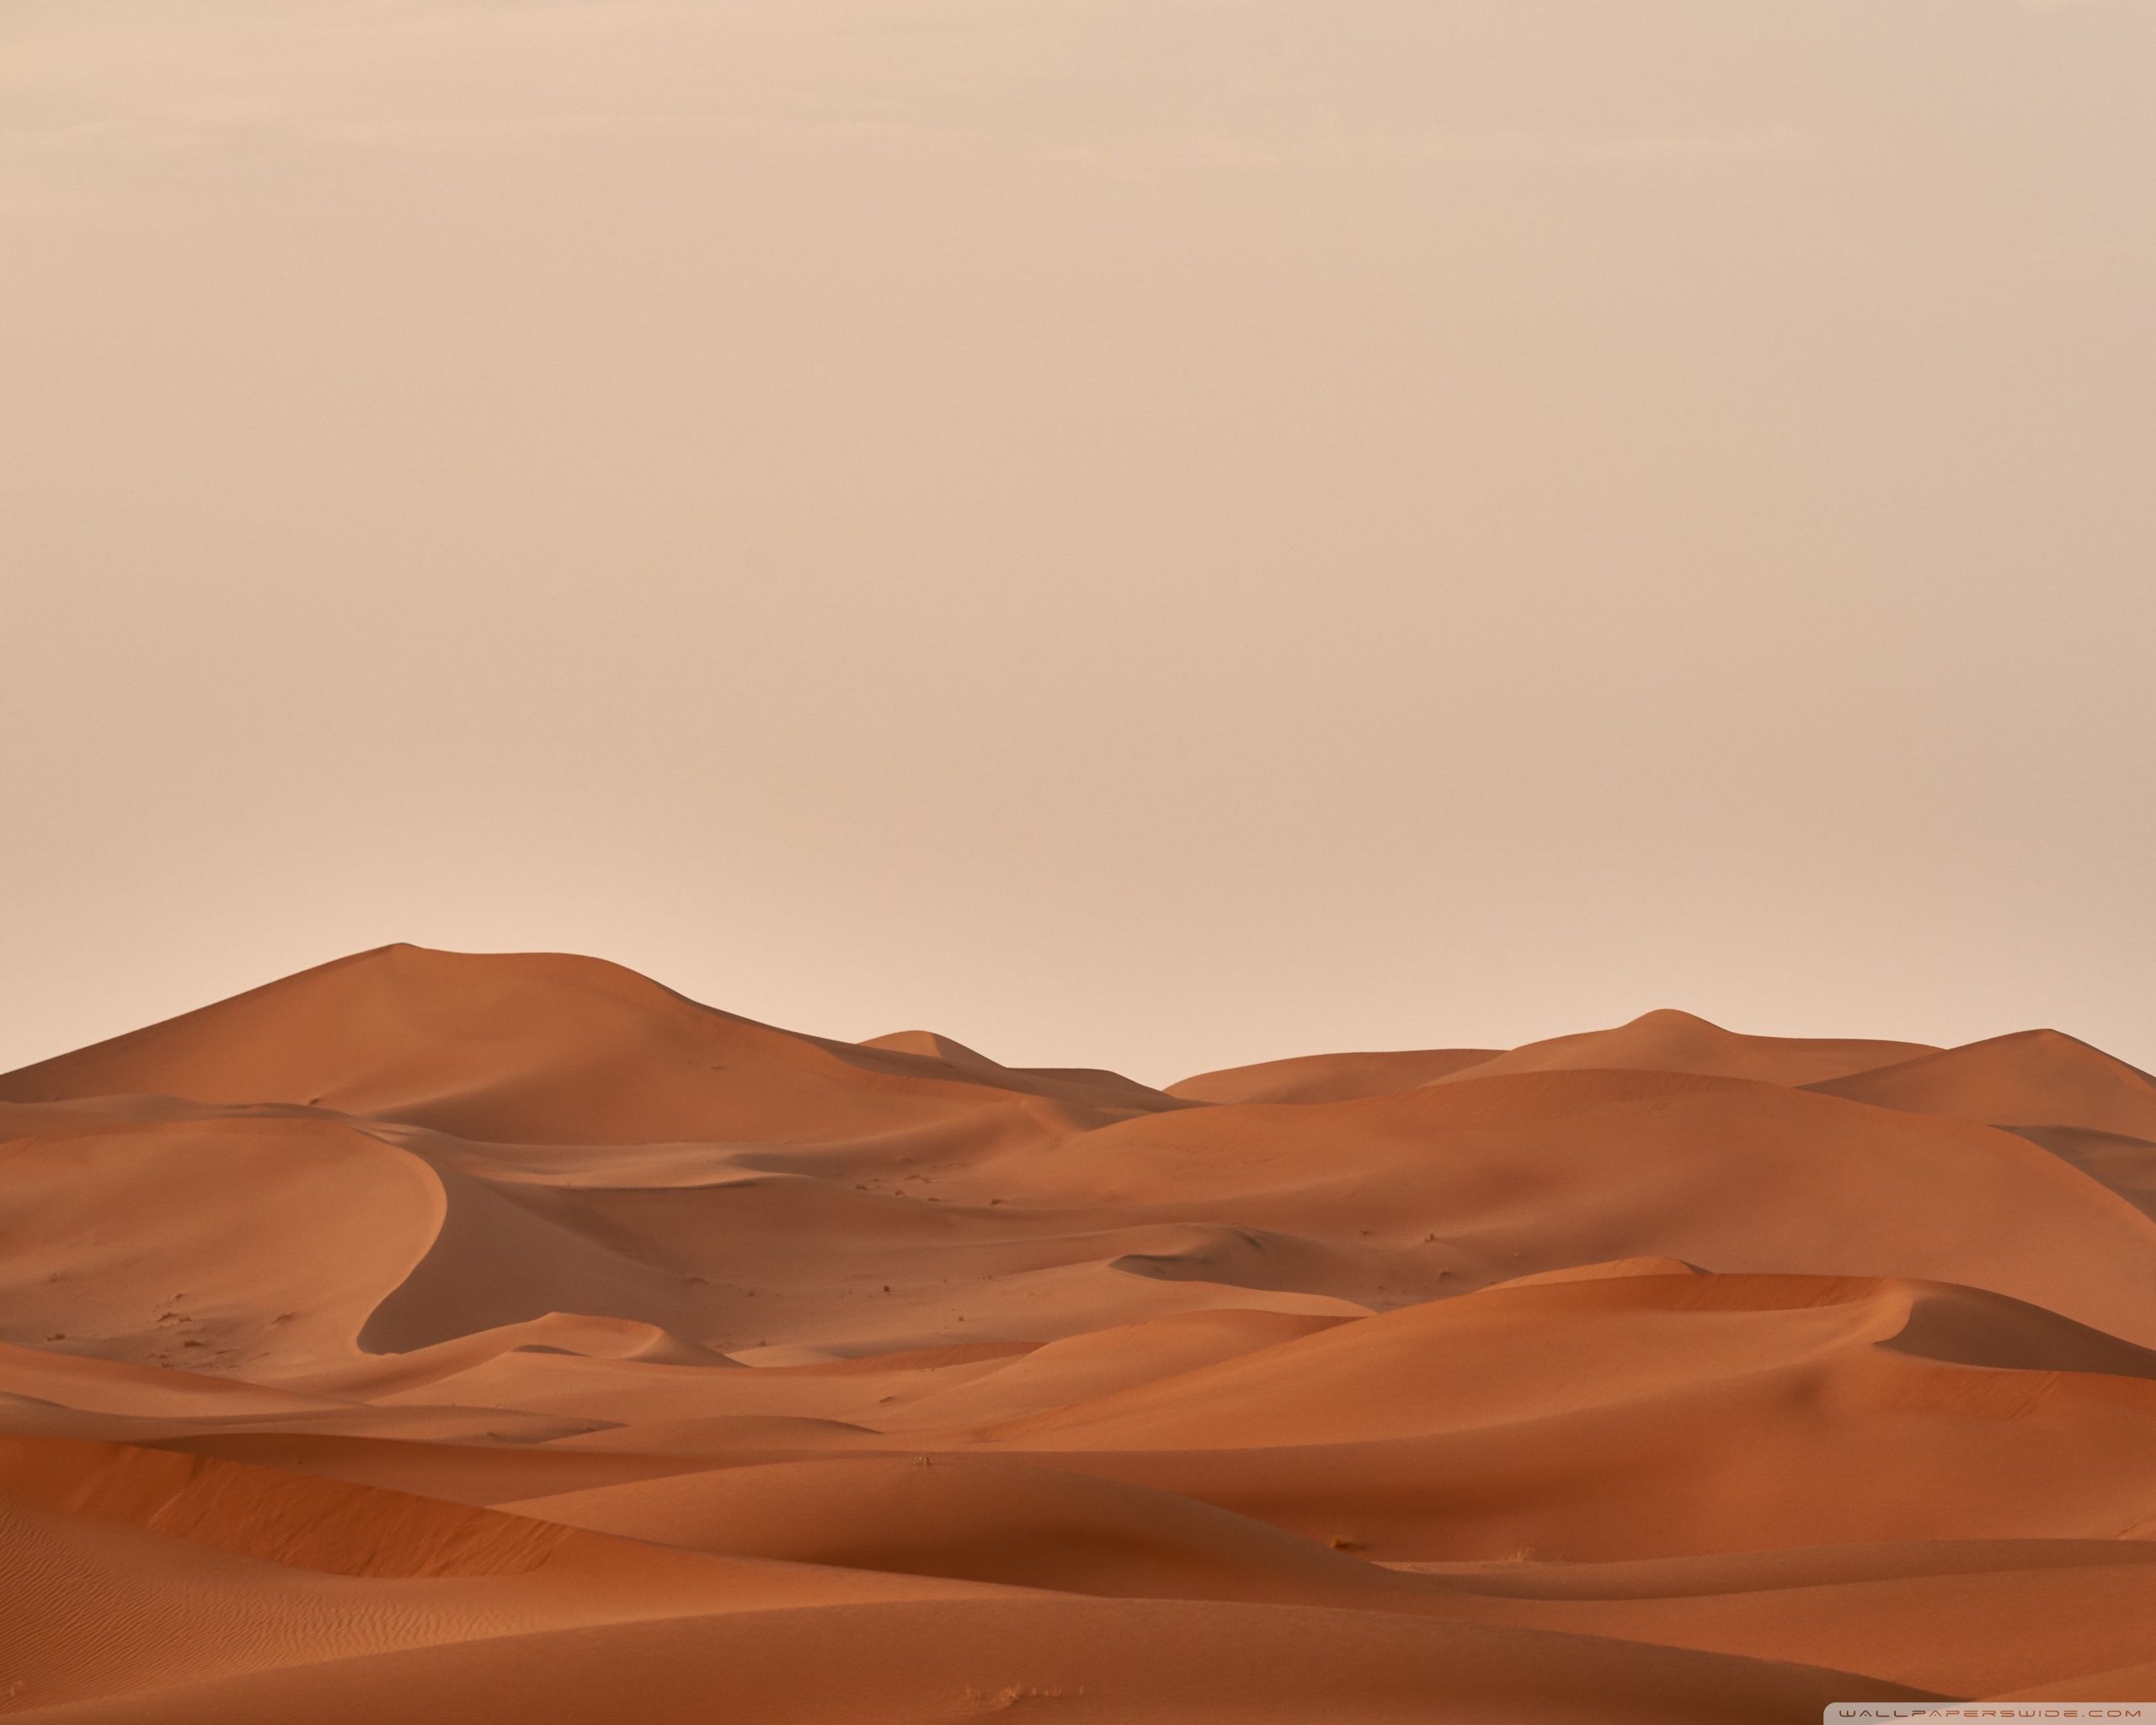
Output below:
[3,945,2153,1717]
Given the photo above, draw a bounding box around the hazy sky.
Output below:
[4,0,2153,1084]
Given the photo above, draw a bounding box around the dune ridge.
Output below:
[3,946,2153,1717]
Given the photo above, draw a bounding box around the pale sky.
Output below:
[3,0,2153,1084]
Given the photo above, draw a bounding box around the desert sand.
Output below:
[3,944,2153,1720]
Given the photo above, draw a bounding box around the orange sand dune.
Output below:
[1428,1007,1939,1087]
[0,945,1173,1146]
[1809,1027,2156,1139]
[2,946,2151,1719]
[1167,1045,1502,1104]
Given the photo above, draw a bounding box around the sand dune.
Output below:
[2,946,2151,1718]
[1166,1045,1501,1104]
[0,945,1159,1146]
[1435,1007,1936,1087]
[1810,1028,2156,1139]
